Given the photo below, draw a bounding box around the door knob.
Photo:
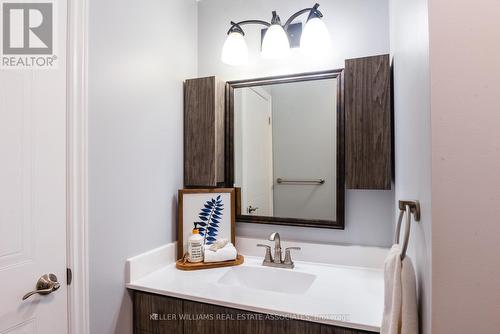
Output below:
[247,205,259,214]
[22,274,61,301]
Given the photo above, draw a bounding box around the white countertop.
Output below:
[126,248,384,332]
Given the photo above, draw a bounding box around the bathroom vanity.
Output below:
[126,241,385,334]
[133,292,377,334]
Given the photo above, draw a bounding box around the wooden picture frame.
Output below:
[177,188,236,259]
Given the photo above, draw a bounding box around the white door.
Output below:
[241,87,273,216]
[0,1,68,333]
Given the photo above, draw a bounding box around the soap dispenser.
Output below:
[188,228,204,263]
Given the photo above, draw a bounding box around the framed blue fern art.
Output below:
[177,188,236,258]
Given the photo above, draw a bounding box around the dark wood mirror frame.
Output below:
[224,69,345,229]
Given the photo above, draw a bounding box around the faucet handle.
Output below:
[257,244,272,263]
[284,247,301,266]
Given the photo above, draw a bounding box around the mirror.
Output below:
[226,70,345,229]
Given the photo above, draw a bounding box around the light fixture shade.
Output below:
[261,24,290,59]
[221,31,248,66]
[300,17,331,57]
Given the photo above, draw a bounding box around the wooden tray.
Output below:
[176,254,244,271]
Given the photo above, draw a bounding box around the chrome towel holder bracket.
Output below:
[394,200,421,260]
[398,200,421,221]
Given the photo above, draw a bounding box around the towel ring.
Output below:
[394,206,411,260]
[394,200,421,260]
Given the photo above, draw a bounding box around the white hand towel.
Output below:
[204,242,237,263]
[381,244,418,334]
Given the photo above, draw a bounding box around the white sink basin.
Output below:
[217,265,316,294]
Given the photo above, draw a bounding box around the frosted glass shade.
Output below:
[300,17,331,57]
[261,24,290,59]
[221,32,248,66]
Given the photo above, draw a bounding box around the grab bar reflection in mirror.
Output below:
[276,178,325,185]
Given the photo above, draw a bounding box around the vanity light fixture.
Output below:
[300,5,331,57]
[221,27,249,66]
[261,11,290,59]
[221,3,330,65]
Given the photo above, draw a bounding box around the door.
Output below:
[241,87,273,216]
[0,0,68,333]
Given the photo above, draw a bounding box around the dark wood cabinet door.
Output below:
[184,76,225,187]
[134,291,378,334]
[183,300,230,334]
[321,324,378,334]
[345,54,392,190]
[183,303,323,334]
[134,291,183,334]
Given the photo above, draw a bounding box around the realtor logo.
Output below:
[1,1,57,68]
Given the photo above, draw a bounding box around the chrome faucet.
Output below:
[257,233,301,269]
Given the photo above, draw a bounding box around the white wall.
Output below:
[429,0,500,332]
[87,0,198,333]
[199,0,394,247]
[389,0,432,333]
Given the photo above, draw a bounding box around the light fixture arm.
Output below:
[283,4,323,31]
[227,20,271,35]
[226,3,323,34]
